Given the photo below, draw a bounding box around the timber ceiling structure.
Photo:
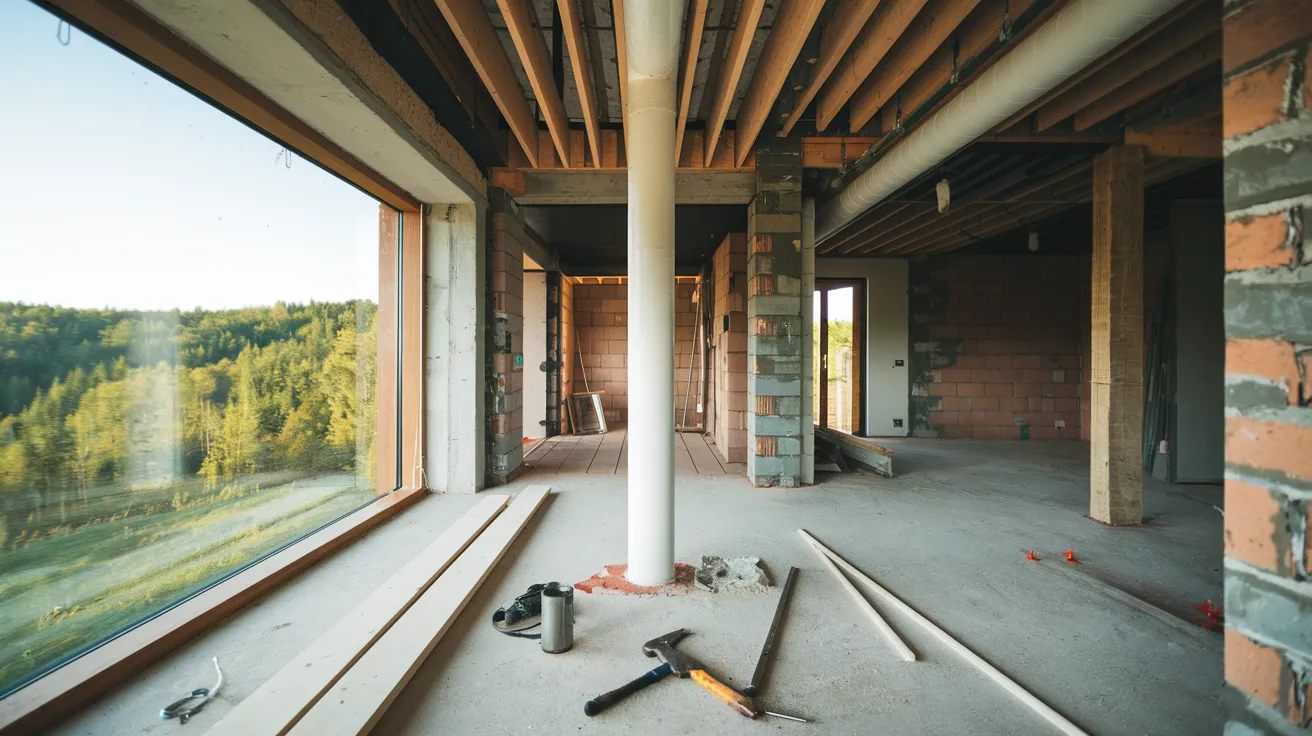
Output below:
[349,0,1222,263]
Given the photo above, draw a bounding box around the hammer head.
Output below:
[642,628,702,677]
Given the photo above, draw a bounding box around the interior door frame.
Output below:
[814,278,867,436]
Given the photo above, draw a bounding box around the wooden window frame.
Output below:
[0,2,428,732]
[815,278,868,437]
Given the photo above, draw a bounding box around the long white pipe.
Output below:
[816,0,1188,240]
[626,0,683,586]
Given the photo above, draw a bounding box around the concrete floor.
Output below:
[51,439,1223,735]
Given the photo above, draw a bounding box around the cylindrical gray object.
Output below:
[540,582,574,654]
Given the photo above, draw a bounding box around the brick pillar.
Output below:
[487,188,525,485]
[1221,0,1312,730]
[747,142,805,487]
[1089,145,1144,525]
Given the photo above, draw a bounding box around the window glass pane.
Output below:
[826,287,856,434]
[0,2,393,695]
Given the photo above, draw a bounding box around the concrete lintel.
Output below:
[134,0,482,205]
[494,170,756,204]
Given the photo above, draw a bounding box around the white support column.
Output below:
[625,0,683,586]
[425,203,486,493]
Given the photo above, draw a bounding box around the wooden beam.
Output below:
[558,0,602,166]
[802,137,880,168]
[613,0,629,149]
[876,0,1043,136]
[704,0,766,165]
[1089,146,1144,525]
[205,496,509,736]
[1124,119,1221,158]
[288,487,553,736]
[734,0,828,166]
[814,0,932,132]
[488,169,757,203]
[1034,9,1219,131]
[782,0,884,136]
[1072,35,1221,131]
[675,0,710,163]
[41,0,420,209]
[496,0,572,165]
[818,202,928,253]
[995,0,1212,132]
[432,0,541,167]
[848,0,987,131]
[0,487,426,735]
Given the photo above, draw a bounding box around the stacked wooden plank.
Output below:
[206,486,551,736]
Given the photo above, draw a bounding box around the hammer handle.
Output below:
[689,670,759,719]
[584,662,673,716]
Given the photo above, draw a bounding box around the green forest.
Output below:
[0,300,380,549]
[0,300,382,693]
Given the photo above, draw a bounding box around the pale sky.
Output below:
[0,0,381,311]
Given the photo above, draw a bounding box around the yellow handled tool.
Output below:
[689,669,759,718]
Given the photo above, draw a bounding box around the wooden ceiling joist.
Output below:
[995,0,1211,132]
[612,0,629,148]
[814,0,933,131]
[675,0,710,163]
[704,0,766,165]
[847,0,987,131]
[1071,34,1221,131]
[431,0,541,167]
[1033,7,1219,131]
[558,0,602,166]
[733,0,828,166]
[495,0,572,165]
[781,0,885,136]
[876,0,1044,135]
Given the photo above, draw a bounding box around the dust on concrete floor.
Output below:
[51,440,1222,735]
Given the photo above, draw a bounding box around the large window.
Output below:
[0,2,397,696]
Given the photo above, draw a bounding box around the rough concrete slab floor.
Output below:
[50,439,1222,735]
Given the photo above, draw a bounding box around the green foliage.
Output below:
[0,301,379,548]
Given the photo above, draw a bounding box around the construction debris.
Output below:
[694,556,769,594]
[574,563,696,596]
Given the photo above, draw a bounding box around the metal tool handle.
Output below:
[584,662,673,716]
[689,669,759,719]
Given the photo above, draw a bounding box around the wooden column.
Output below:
[1089,145,1144,525]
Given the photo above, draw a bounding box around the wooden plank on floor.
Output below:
[206,495,509,736]
[674,433,697,475]
[683,433,728,475]
[588,430,625,473]
[288,486,551,736]
[558,433,604,473]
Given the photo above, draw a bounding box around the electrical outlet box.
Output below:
[893,418,904,428]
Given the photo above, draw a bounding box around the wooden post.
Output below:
[1089,145,1144,525]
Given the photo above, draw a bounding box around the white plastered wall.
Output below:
[816,259,910,437]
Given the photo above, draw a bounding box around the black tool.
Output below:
[584,661,673,716]
[745,566,798,697]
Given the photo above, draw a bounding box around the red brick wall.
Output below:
[1220,0,1312,730]
[911,255,1085,439]
[712,234,748,462]
[570,277,702,426]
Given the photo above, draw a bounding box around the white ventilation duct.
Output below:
[816,0,1189,241]
[625,0,684,587]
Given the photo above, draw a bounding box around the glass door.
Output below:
[813,280,864,435]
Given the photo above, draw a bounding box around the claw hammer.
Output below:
[584,628,758,718]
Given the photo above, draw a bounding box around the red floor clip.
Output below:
[1196,600,1225,630]
[1026,550,1040,561]
[1063,550,1080,564]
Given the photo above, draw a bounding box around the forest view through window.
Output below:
[0,2,392,695]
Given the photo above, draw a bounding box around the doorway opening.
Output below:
[813,279,865,436]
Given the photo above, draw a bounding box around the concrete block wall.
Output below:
[747,142,806,487]
[713,233,749,463]
[487,189,525,484]
[570,277,702,425]
[1220,0,1312,730]
[910,255,1085,439]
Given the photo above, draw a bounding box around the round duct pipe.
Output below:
[816,0,1188,241]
